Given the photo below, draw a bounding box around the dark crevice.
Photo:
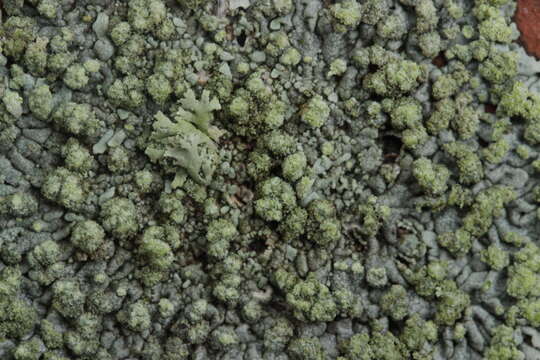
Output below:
[248,238,267,254]
[381,135,402,163]
[484,103,497,114]
[432,52,447,68]
[237,31,247,47]
[478,137,489,148]
[368,63,379,74]
[510,115,526,125]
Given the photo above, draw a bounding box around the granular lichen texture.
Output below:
[0,0,540,359]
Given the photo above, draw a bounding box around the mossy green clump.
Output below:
[507,264,539,300]
[62,138,95,173]
[24,37,48,76]
[158,191,186,224]
[40,320,63,349]
[2,89,24,118]
[403,260,448,298]
[516,145,530,159]
[389,97,422,130]
[100,197,139,240]
[370,329,407,360]
[415,0,438,33]
[418,31,441,58]
[435,281,470,325]
[479,50,517,84]
[483,325,523,360]
[280,47,302,66]
[37,0,58,19]
[502,232,528,247]
[110,22,132,46]
[366,266,388,288]
[278,206,308,241]
[497,81,540,145]
[28,84,53,120]
[261,130,297,156]
[146,73,173,104]
[462,185,516,237]
[0,299,37,339]
[333,287,363,318]
[412,158,450,196]
[328,58,348,78]
[71,219,105,254]
[106,146,131,173]
[134,169,160,193]
[141,225,181,252]
[51,102,100,137]
[437,228,472,256]
[228,71,287,137]
[507,243,540,299]
[64,313,101,356]
[339,333,373,360]
[13,337,43,360]
[52,280,85,318]
[0,267,38,339]
[128,0,166,33]
[63,64,89,90]
[280,273,337,322]
[525,118,540,145]
[41,167,86,210]
[498,81,530,119]
[482,138,510,164]
[262,317,294,352]
[255,177,296,222]
[264,31,291,57]
[385,98,428,149]
[2,16,38,60]
[124,301,151,332]
[443,142,484,185]
[377,14,407,39]
[47,52,76,78]
[362,0,389,25]
[453,105,479,140]
[212,266,243,306]
[380,285,409,320]
[480,245,510,270]
[210,326,239,350]
[357,196,391,237]
[0,192,38,217]
[107,75,146,109]
[363,59,423,97]
[306,199,341,246]
[288,336,326,360]
[518,298,540,327]
[402,125,429,150]
[400,314,438,358]
[247,150,274,181]
[301,95,330,128]
[329,0,363,33]
[400,264,468,340]
[30,240,60,267]
[206,218,238,259]
[432,74,459,100]
[478,15,513,43]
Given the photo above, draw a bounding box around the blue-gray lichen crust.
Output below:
[0,0,539,359]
